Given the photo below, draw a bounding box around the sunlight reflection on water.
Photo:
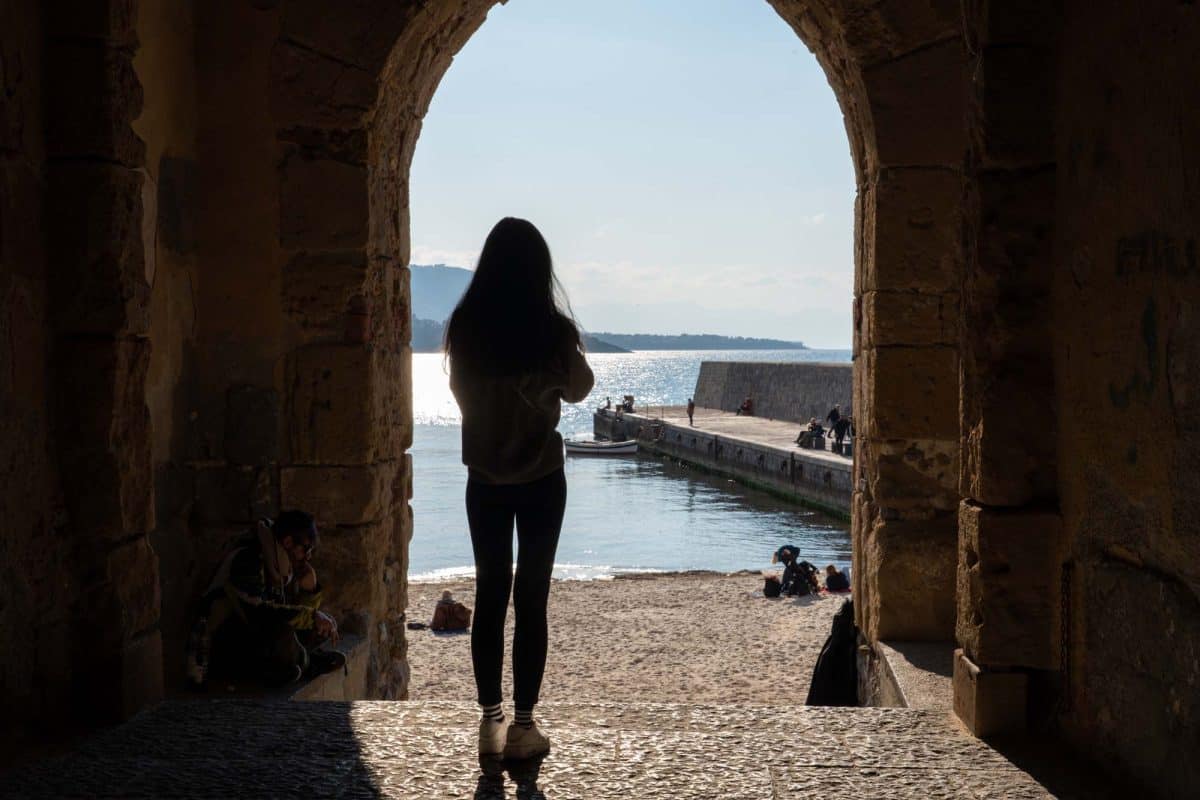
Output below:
[410,350,852,580]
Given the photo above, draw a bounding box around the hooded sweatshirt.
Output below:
[451,347,594,485]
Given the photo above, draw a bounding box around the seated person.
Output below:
[736,395,755,416]
[431,590,473,631]
[622,394,635,412]
[795,418,827,448]
[825,564,850,592]
[186,510,342,687]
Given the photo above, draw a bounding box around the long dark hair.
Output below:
[444,217,582,376]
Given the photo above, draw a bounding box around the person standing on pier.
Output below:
[825,404,841,429]
[687,397,695,426]
[445,217,594,760]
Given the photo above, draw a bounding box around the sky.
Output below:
[409,0,854,348]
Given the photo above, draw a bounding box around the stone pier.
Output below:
[594,406,853,518]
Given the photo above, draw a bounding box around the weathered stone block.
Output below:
[286,344,408,464]
[1080,560,1200,795]
[278,126,368,165]
[270,41,375,129]
[45,42,144,166]
[957,502,1062,670]
[104,536,162,638]
[971,45,1055,167]
[56,337,153,542]
[960,356,1057,506]
[280,156,368,250]
[953,648,1027,736]
[864,345,958,441]
[47,163,150,336]
[870,437,959,513]
[864,39,967,167]
[44,0,137,44]
[192,465,275,524]
[866,167,962,293]
[282,0,415,71]
[157,156,197,255]
[863,515,957,641]
[315,521,394,619]
[281,462,395,525]
[224,385,280,466]
[282,250,369,341]
[862,290,958,348]
[840,0,959,67]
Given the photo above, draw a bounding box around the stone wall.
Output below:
[2,4,1196,794]
[691,361,852,425]
[1048,1,1200,793]
[0,0,69,728]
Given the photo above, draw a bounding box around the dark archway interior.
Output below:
[1,1,1198,794]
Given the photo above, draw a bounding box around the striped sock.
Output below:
[513,707,534,729]
[481,702,504,723]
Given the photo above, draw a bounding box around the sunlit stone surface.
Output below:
[4,700,1053,799]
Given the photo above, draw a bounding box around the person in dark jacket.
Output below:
[825,564,850,592]
[187,511,341,687]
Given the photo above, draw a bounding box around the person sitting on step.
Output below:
[186,510,343,688]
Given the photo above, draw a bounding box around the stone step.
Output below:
[3,700,1056,799]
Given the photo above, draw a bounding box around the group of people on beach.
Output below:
[763,545,850,597]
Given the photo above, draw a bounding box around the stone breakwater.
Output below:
[595,406,852,518]
[693,361,852,424]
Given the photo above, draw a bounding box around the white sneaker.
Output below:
[479,718,507,755]
[503,722,551,760]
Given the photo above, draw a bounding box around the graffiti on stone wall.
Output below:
[1115,231,1198,278]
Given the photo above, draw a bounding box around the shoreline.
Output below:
[409,567,775,584]
[404,571,845,705]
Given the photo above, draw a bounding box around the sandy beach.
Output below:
[404,572,847,705]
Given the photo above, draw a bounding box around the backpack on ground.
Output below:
[806,599,858,706]
[431,600,473,631]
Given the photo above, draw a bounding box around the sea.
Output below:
[409,349,853,581]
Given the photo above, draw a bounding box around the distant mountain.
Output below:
[410,314,629,354]
[408,265,797,353]
[581,335,630,353]
[589,333,806,351]
[411,264,473,322]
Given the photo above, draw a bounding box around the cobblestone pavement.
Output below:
[2,700,1059,799]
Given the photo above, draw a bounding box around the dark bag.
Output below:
[763,577,782,598]
[806,599,858,706]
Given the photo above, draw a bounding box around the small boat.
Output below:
[564,439,638,456]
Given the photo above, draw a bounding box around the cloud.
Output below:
[801,212,827,225]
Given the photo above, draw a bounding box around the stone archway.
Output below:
[13,0,1200,793]
[29,0,972,713]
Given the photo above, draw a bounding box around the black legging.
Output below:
[466,468,566,709]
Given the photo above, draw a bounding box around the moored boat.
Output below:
[564,439,638,456]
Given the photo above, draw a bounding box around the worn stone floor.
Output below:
[1,700,1068,799]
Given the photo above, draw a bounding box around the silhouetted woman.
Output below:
[445,217,594,759]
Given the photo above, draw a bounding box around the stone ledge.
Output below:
[290,634,369,702]
[874,640,954,711]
